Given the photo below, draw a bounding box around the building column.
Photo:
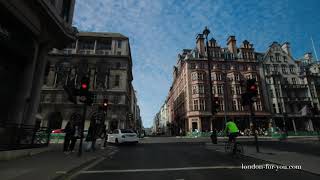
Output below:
[24,43,50,125]
[46,65,56,87]
[292,119,297,134]
[9,41,39,125]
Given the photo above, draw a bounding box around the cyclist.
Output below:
[224,119,239,154]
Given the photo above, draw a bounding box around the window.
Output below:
[117,51,122,55]
[198,63,204,69]
[275,53,280,61]
[78,40,94,50]
[115,75,120,86]
[311,88,316,98]
[116,62,121,69]
[231,86,235,95]
[252,65,256,71]
[243,52,247,59]
[199,99,205,110]
[256,101,262,111]
[236,86,241,95]
[197,73,204,80]
[191,73,197,80]
[270,89,274,98]
[275,88,280,97]
[193,100,199,111]
[232,100,237,111]
[243,65,248,71]
[281,65,287,74]
[270,56,274,61]
[217,85,223,94]
[283,56,287,62]
[292,78,296,84]
[96,40,112,50]
[190,63,196,69]
[235,74,240,81]
[278,103,282,113]
[199,85,205,94]
[273,65,279,72]
[219,100,224,111]
[289,66,295,73]
[113,95,119,104]
[192,85,198,94]
[272,104,276,113]
[265,65,270,73]
[216,73,222,81]
[118,40,122,48]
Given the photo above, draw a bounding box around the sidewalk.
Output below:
[0,142,118,180]
[206,143,320,175]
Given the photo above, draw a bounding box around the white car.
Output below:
[107,129,139,144]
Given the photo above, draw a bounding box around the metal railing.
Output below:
[0,123,50,151]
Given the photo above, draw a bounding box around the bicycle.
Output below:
[225,140,244,157]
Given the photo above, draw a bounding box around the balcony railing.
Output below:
[283,84,308,89]
[282,97,311,102]
[78,49,95,55]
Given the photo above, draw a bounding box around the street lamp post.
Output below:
[203,26,216,130]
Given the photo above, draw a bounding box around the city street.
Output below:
[70,138,320,180]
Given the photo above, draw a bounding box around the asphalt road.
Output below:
[71,142,319,180]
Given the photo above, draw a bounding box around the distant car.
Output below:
[107,129,139,144]
[51,129,64,134]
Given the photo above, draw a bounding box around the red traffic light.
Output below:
[249,85,257,91]
[81,83,88,89]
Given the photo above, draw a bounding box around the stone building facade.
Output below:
[260,43,319,132]
[38,32,140,131]
[0,0,76,127]
[166,34,271,134]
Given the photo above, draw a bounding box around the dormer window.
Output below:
[283,56,287,62]
[270,56,274,61]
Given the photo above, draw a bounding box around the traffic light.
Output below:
[128,113,133,121]
[102,99,108,112]
[79,76,90,96]
[241,78,258,106]
[246,79,258,96]
[212,97,220,114]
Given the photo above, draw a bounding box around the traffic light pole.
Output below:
[78,103,87,157]
[249,102,260,153]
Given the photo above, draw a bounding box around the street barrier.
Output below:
[50,133,65,144]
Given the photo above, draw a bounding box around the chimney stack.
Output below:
[227,36,237,54]
[196,34,205,57]
[281,42,291,57]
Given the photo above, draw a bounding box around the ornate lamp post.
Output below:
[203,27,215,130]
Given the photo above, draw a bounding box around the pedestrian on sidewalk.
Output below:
[63,120,76,153]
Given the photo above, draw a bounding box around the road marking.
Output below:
[56,171,66,174]
[79,166,241,174]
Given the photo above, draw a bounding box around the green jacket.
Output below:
[225,121,239,134]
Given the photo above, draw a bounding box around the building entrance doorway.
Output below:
[192,122,198,131]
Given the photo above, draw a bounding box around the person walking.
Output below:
[63,120,75,153]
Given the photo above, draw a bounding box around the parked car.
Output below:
[107,129,139,144]
[51,129,64,134]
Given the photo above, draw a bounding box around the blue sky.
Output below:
[73,0,320,128]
